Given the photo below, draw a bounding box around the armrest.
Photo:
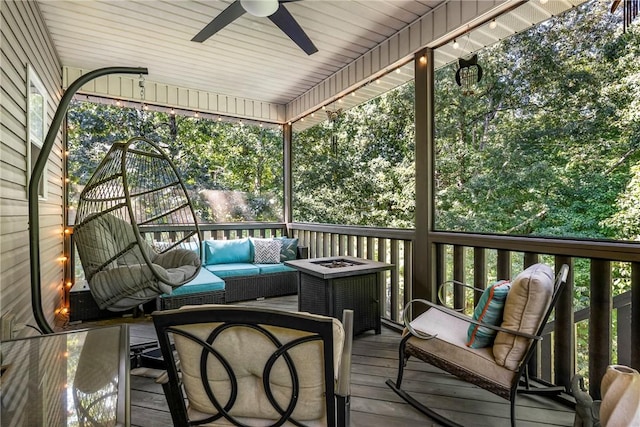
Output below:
[296,246,309,259]
[155,370,169,385]
[437,280,486,310]
[336,309,353,398]
[403,299,542,341]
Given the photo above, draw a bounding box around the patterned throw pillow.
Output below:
[252,238,282,264]
[276,237,299,261]
[466,280,511,348]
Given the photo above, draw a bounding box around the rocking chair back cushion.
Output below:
[493,263,554,370]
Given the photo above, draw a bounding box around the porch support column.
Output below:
[589,259,611,400]
[283,123,293,228]
[413,48,435,305]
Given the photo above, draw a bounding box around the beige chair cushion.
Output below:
[173,307,344,423]
[493,263,554,370]
[407,308,519,392]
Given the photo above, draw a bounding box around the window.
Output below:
[27,65,48,199]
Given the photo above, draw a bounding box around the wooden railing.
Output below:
[428,231,639,399]
[70,221,638,398]
[289,225,639,399]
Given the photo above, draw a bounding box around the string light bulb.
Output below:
[489,20,497,30]
[453,39,460,49]
[419,55,427,64]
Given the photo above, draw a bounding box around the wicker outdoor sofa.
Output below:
[157,237,308,310]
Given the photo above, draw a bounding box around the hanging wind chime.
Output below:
[455,54,483,96]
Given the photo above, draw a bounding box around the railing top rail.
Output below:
[137,222,288,233]
[288,222,415,240]
[429,231,640,262]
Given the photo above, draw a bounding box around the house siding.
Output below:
[1,0,63,333]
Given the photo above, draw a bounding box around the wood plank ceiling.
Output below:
[38,0,442,105]
[37,0,586,128]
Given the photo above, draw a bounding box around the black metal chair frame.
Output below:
[386,264,570,427]
[153,305,352,427]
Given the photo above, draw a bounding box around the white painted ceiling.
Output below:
[37,0,587,128]
[38,0,444,105]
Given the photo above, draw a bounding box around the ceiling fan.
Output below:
[192,0,318,55]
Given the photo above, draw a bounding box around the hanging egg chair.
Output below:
[74,137,201,311]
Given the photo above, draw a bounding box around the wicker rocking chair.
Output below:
[74,137,202,311]
[386,263,569,427]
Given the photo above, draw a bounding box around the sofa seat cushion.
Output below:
[163,269,225,297]
[254,263,296,275]
[406,308,518,394]
[205,263,260,278]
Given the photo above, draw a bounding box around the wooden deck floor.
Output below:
[74,295,575,426]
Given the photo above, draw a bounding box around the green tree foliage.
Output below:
[292,83,416,228]
[435,2,640,241]
[67,102,283,223]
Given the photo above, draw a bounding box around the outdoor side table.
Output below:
[285,256,393,335]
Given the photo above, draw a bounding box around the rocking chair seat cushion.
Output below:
[407,308,518,397]
[493,263,554,370]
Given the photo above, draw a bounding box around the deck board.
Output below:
[69,295,575,426]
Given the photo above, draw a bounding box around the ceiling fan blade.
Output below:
[192,0,246,43]
[268,4,318,55]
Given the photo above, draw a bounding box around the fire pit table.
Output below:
[285,256,393,335]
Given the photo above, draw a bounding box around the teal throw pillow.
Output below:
[466,280,511,348]
[205,238,251,265]
[276,237,299,261]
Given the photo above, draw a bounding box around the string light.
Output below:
[489,19,497,30]
[453,39,460,49]
[419,55,427,64]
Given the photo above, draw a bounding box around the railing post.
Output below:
[554,257,574,391]
[497,250,510,280]
[632,262,640,370]
[473,248,486,306]
[404,240,413,307]
[453,245,465,311]
[525,252,540,378]
[589,259,612,399]
[390,240,400,322]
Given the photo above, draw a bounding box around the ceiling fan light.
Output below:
[240,0,279,17]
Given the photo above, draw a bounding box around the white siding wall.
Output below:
[1,1,63,331]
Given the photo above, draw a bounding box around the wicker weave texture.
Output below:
[159,289,226,310]
[406,341,515,399]
[224,271,298,303]
[299,272,380,335]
